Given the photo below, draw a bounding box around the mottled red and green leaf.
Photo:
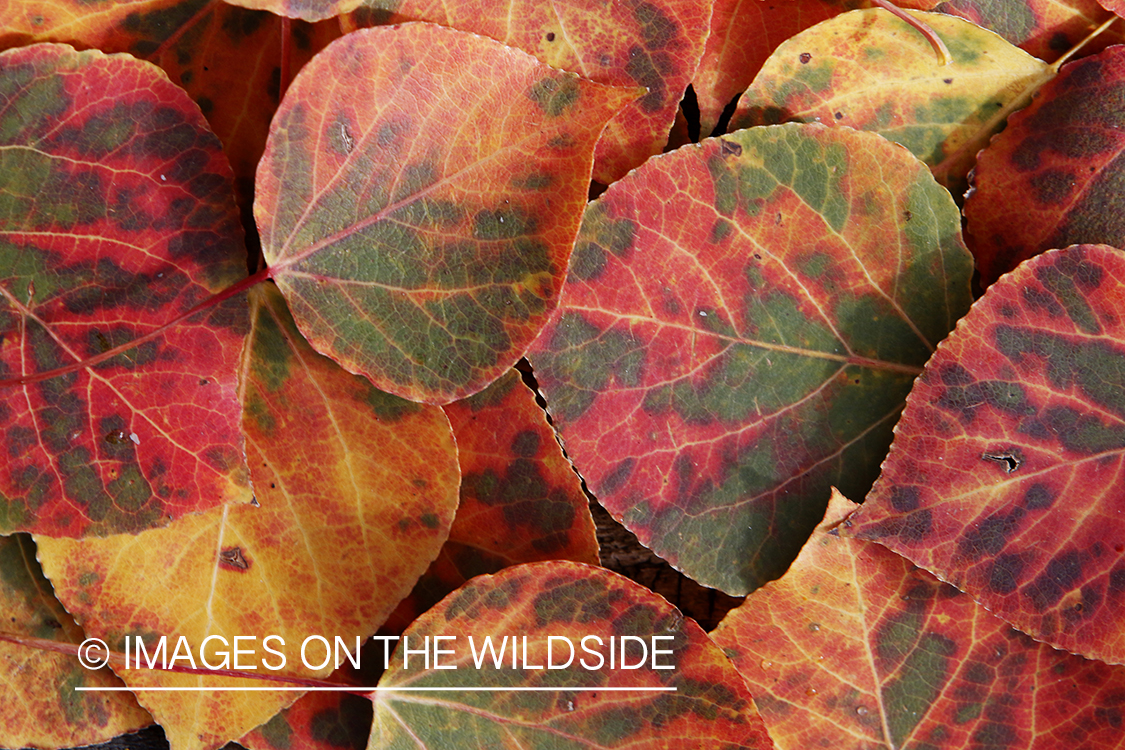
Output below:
[257,24,633,404]
[369,562,774,749]
[0,44,250,537]
[0,0,339,203]
[530,124,973,595]
[713,490,1125,749]
[848,245,1125,666]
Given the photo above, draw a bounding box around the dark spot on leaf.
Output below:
[1025,550,1083,611]
[527,76,582,118]
[834,111,843,120]
[511,430,540,458]
[939,363,973,386]
[958,508,1024,561]
[988,553,1025,595]
[624,45,668,113]
[799,52,812,64]
[1022,483,1056,510]
[890,486,921,512]
[546,32,556,41]
[104,429,128,445]
[720,139,742,157]
[309,694,373,750]
[601,458,635,495]
[943,78,953,84]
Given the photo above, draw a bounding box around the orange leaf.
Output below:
[0,534,152,749]
[340,0,711,183]
[34,283,460,750]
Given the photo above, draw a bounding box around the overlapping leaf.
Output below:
[340,0,711,184]
[712,490,1125,749]
[936,0,1124,60]
[694,0,855,136]
[384,368,598,632]
[965,45,1125,285]
[223,0,362,22]
[0,0,339,201]
[35,282,460,750]
[529,124,973,595]
[242,691,372,750]
[732,9,1050,192]
[848,245,1125,665]
[0,534,153,749]
[257,24,633,404]
[369,561,774,749]
[0,44,250,537]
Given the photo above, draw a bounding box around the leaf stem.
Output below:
[0,267,273,389]
[871,0,953,66]
[930,15,1119,190]
[1050,15,1119,72]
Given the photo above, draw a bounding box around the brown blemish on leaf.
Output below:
[219,546,249,571]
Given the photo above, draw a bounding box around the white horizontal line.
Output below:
[76,686,677,692]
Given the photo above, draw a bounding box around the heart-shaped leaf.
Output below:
[732,9,1050,192]
[712,490,1125,749]
[964,45,1125,285]
[0,43,250,537]
[369,561,774,749]
[0,534,152,749]
[256,24,634,404]
[848,244,1125,666]
[529,124,973,595]
[339,0,711,184]
[35,282,461,750]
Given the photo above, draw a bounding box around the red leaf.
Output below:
[0,44,250,537]
[848,245,1125,665]
[965,45,1125,285]
[383,369,599,632]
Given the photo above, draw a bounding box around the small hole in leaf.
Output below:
[799,52,811,64]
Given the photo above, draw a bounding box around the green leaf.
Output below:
[530,123,973,595]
